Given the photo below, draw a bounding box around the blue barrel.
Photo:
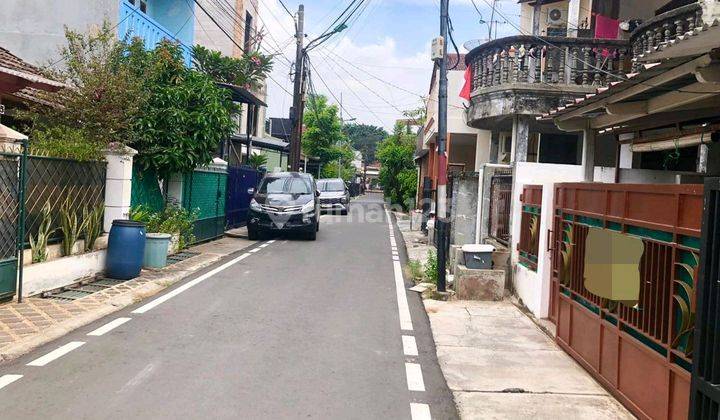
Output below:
[106,220,146,280]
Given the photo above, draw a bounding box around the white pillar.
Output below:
[103,145,137,233]
[567,0,581,37]
[474,130,492,171]
[511,115,530,163]
[581,129,596,182]
[167,173,184,206]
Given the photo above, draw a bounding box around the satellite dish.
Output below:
[463,39,484,51]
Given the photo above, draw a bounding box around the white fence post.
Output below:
[103,145,137,233]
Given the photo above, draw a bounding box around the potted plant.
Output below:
[130,205,197,268]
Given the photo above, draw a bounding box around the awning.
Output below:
[230,134,289,152]
[0,123,28,141]
[0,65,66,94]
[414,149,430,161]
[217,82,267,107]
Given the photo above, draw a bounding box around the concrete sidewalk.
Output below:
[424,299,634,419]
[0,235,253,362]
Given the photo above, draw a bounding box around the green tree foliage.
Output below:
[22,23,145,158]
[343,123,387,165]
[191,45,272,90]
[376,122,417,209]
[303,94,355,179]
[127,40,236,176]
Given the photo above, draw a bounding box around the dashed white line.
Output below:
[402,335,418,356]
[405,363,426,391]
[0,375,22,389]
[410,403,432,420]
[267,240,276,244]
[249,248,261,253]
[259,243,270,248]
[87,317,131,336]
[132,252,253,314]
[27,341,85,367]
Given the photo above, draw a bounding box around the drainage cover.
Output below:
[167,251,199,265]
[46,289,93,301]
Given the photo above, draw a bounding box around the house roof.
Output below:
[230,134,289,152]
[217,82,267,107]
[0,47,65,95]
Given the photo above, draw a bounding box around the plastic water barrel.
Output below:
[106,220,146,280]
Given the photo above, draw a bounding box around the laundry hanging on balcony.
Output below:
[459,67,472,101]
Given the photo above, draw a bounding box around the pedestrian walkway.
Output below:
[0,236,252,362]
[424,299,634,419]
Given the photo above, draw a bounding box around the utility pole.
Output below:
[436,0,449,292]
[290,4,305,172]
[338,93,343,179]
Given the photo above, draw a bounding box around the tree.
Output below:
[376,122,417,209]
[191,45,272,90]
[303,94,351,167]
[343,123,387,166]
[127,40,236,176]
[22,23,146,159]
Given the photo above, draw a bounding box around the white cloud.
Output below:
[259,0,433,131]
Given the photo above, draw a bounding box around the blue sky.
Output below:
[260,0,521,130]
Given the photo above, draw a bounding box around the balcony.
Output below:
[464,35,629,129]
[630,2,703,69]
[118,0,193,66]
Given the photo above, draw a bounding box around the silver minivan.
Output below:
[317,178,350,215]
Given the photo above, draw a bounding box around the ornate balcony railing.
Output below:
[118,0,193,67]
[465,35,630,94]
[630,2,703,70]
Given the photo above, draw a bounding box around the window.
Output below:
[127,0,147,13]
[318,180,346,192]
[244,11,254,52]
[259,177,312,195]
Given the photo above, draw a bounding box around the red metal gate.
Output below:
[551,183,704,420]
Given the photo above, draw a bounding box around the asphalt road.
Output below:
[0,193,457,420]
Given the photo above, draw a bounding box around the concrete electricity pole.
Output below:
[436,0,449,292]
[290,4,305,172]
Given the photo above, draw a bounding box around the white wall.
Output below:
[511,162,584,318]
[475,130,492,170]
[594,167,687,184]
[424,69,476,146]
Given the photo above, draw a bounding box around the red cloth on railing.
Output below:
[595,14,619,39]
[459,67,472,100]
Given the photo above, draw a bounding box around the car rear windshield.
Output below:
[318,180,345,192]
[259,176,312,194]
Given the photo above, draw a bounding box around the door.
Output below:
[225,165,261,229]
[183,167,227,243]
[0,149,22,300]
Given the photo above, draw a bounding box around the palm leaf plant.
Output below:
[29,201,56,263]
[671,252,699,357]
[247,153,268,169]
[82,205,104,252]
[59,198,87,256]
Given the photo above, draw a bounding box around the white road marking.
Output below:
[0,375,22,390]
[402,335,418,356]
[410,403,432,420]
[249,248,260,253]
[259,243,270,248]
[405,363,425,391]
[392,256,400,261]
[268,240,276,244]
[132,252,253,314]
[27,341,85,367]
[386,210,413,331]
[87,317,131,336]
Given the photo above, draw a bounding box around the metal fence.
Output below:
[183,165,227,244]
[24,155,106,245]
[691,178,720,419]
[0,147,25,300]
[551,183,703,419]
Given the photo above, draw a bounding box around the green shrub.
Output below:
[130,204,198,250]
[408,259,424,282]
[424,250,438,285]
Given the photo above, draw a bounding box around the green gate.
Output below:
[0,142,27,301]
[182,165,227,244]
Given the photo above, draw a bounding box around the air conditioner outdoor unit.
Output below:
[547,8,565,27]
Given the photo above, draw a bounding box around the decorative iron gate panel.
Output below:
[183,166,227,244]
[488,171,512,245]
[690,178,720,419]
[0,145,26,301]
[226,165,260,229]
[551,183,703,420]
